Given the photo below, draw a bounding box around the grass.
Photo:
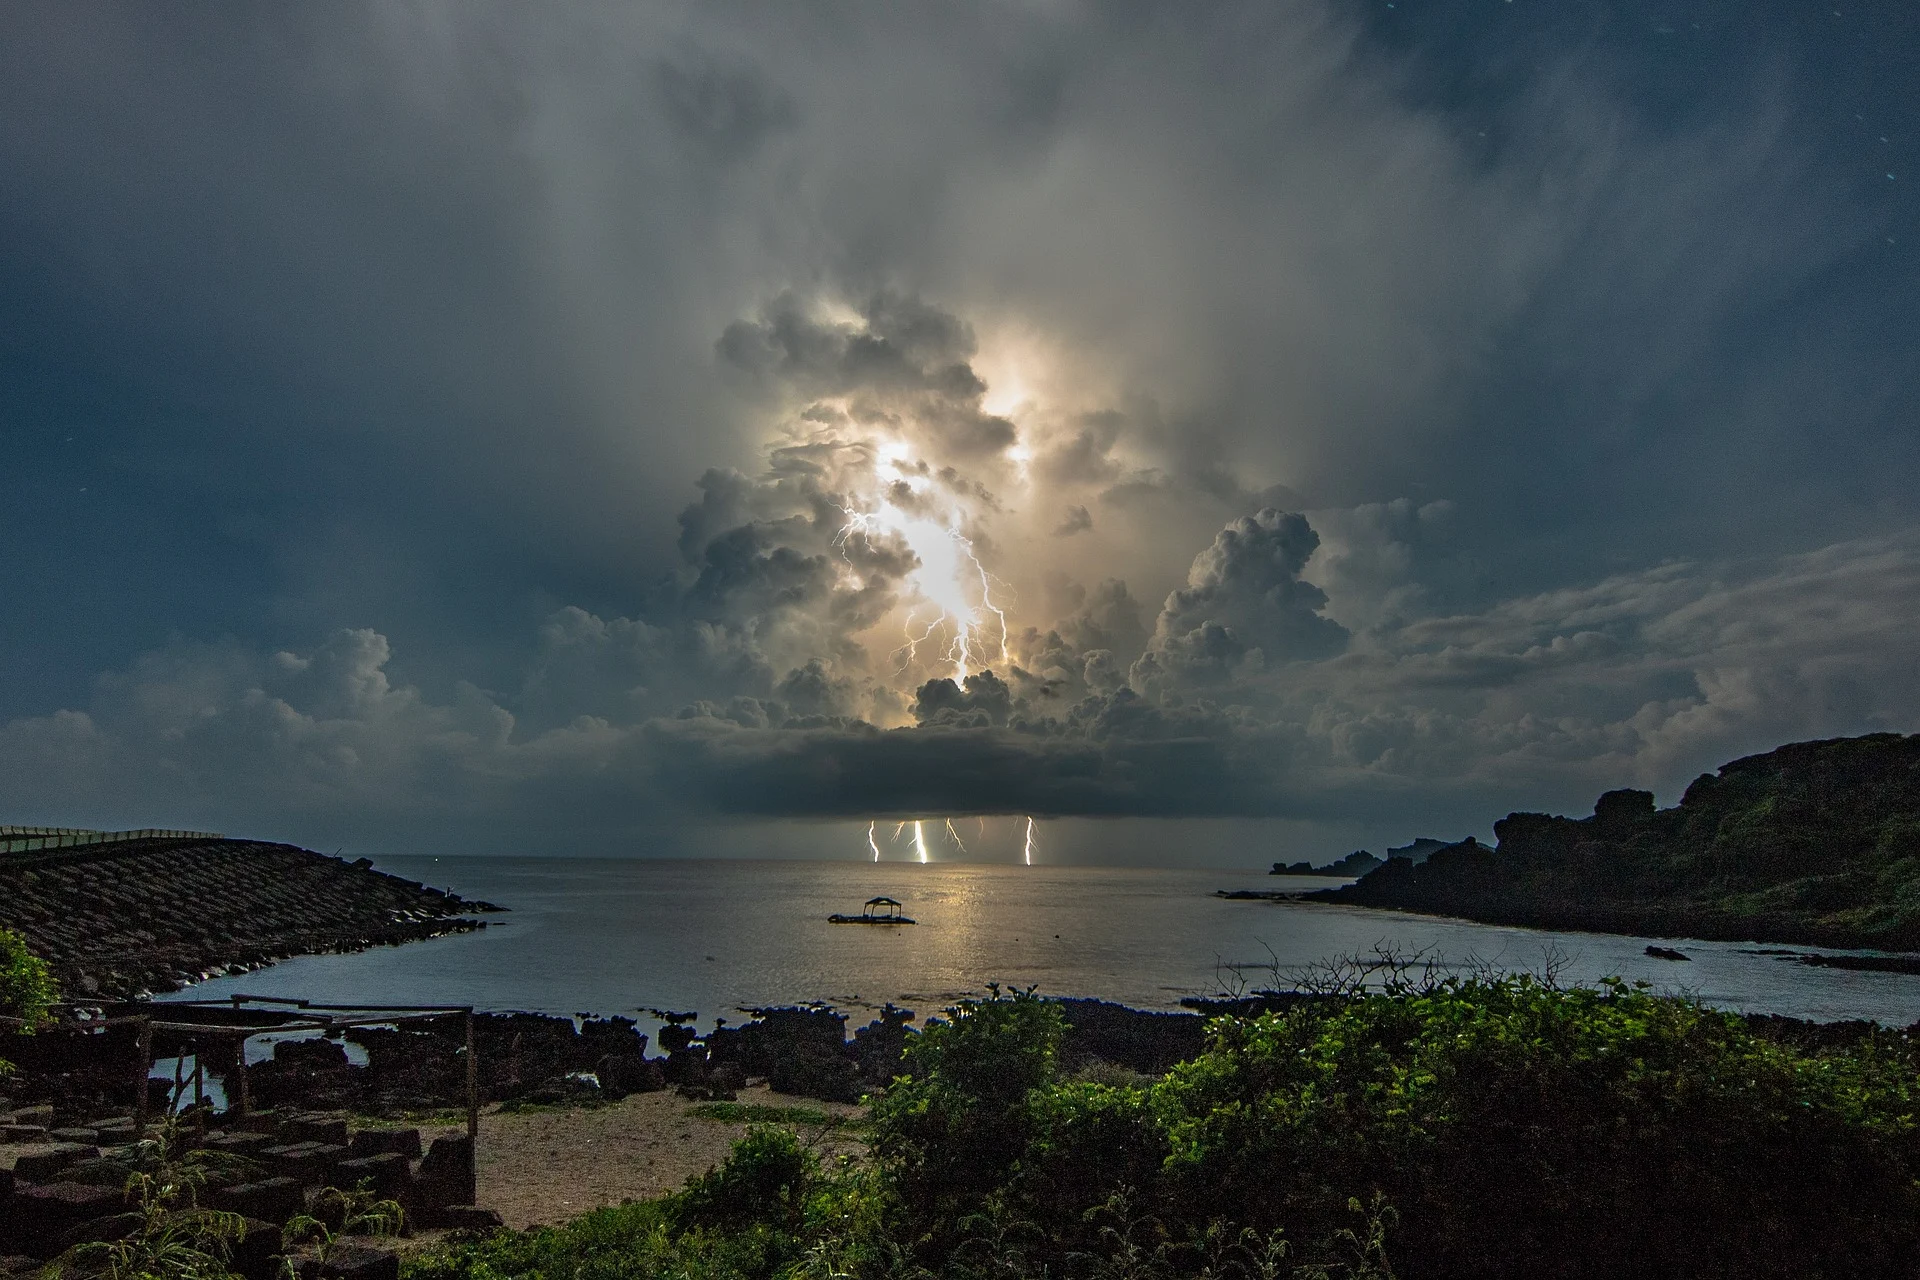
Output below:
[686,1101,861,1129]
[351,1108,474,1127]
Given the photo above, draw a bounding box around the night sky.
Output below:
[3,2,1916,861]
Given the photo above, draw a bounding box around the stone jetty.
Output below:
[0,836,498,1001]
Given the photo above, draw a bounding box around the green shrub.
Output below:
[0,925,57,1025]
[676,1124,818,1232]
[0,926,57,1077]
[411,977,1920,1280]
[867,985,1064,1245]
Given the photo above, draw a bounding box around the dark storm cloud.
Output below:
[1,1,1917,850]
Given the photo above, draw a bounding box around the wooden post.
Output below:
[235,1032,252,1117]
[464,1009,479,1186]
[132,1018,153,1138]
[192,1046,206,1141]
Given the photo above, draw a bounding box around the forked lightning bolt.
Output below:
[835,444,1011,683]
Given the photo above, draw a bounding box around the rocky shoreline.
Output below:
[0,837,500,1001]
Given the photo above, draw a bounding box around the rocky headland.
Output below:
[1270,837,1456,877]
[0,836,498,1001]
[1312,733,1920,951]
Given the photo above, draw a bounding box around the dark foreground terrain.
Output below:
[399,982,1919,1280]
[1315,733,1920,950]
[0,837,495,1000]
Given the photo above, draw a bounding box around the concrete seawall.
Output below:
[0,837,498,1000]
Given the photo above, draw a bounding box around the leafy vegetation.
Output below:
[0,924,57,1076]
[690,1101,858,1129]
[284,1179,407,1274]
[407,979,1919,1280]
[66,1119,255,1280]
[1322,733,1920,948]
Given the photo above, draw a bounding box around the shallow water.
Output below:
[162,857,1920,1033]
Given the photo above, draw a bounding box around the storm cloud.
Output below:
[1,2,1916,857]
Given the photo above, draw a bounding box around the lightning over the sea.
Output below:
[1024,816,1037,866]
[868,820,881,863]
[944,818,969,857]
[913,819,930,863]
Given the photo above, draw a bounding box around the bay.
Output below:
[163,856,1920,1034]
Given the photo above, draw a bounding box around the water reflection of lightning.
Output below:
[1023,816,1037,866]
[944,818,969,857]
[867,821,881,863]
[835,444,1011,683]
[913,819,930,863]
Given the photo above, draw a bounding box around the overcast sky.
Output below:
[2,2,1916,863]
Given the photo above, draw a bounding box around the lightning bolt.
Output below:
[913,819,930,864]
[867,820,881,863]
[835,444,1013,683]
[944,818,969,857]
[1023,816,1037,866]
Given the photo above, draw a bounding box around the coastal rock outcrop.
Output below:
[1311,734,1920,950]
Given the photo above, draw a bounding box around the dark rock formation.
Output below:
[0,837,500,1001]
[1311,734,1920,951]
[1271,849,1384,877]
[1055,1000,1206,1074]
[1271,840,1458,878]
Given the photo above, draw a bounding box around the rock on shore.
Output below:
[0,837,497,1001]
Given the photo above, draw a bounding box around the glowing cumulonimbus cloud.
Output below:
[835,441,1010,684]
[839,439,1033,865]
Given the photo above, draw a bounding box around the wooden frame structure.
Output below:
[2,994,481,1181]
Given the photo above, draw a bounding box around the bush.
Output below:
[0,925,57,1025]
[0,926,57,1077]
[676,1124,817,1231]
[867,985,1064,1244]
[410,978,1920,1280]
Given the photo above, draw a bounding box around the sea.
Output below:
[157,857,1920,1039]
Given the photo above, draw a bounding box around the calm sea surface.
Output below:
[163,857,1920,1032]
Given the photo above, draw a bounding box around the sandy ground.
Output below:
[416,1085,868,1230]
[0,1085,862,1236]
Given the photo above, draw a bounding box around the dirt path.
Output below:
[419,1086,866,1230]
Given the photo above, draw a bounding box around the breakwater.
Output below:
[0,837,498,1000]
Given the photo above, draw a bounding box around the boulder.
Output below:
[229,1218,285,1280]
[203,1130,279,1158]
[282,1114,351,1147]
[413,1133,475,1215]
[767,1044,861,1104]
[52,1209,142,1253]
[6,1181,125,1257]
[853,1006,914,1083]
[594,1054,664,1099]
[214,1176,307,1224]
[347,1128,422,1160]
[58,1157,134,1188]
[332,1153,411,1202]
[14,1144,98,1181]
[318,1243,401,1280]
